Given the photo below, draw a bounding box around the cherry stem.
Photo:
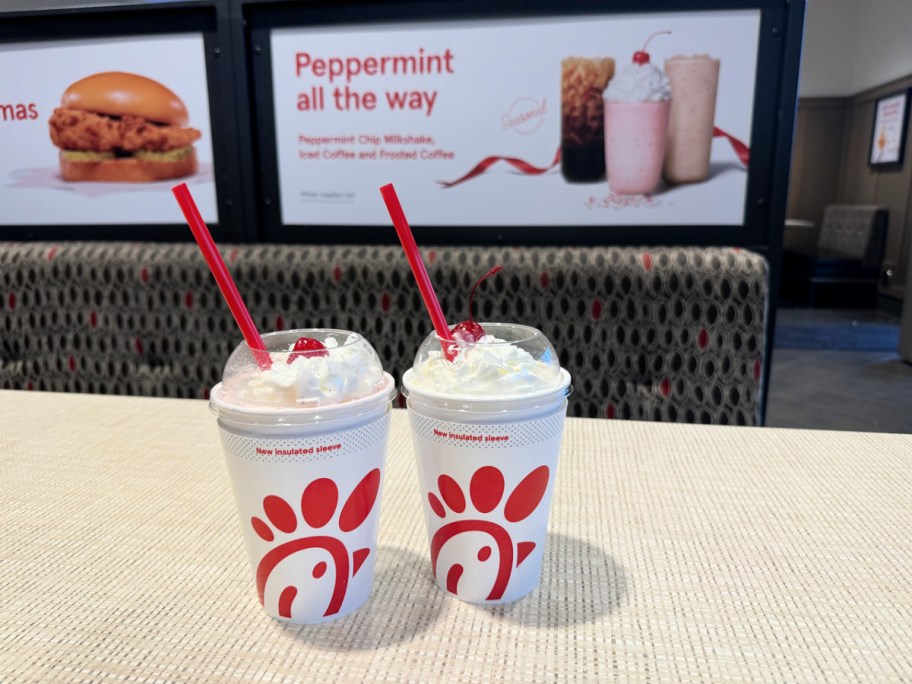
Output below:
[641,30,671,53]
[467,265,502,323]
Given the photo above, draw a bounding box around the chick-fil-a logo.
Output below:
[501,97,547,135]
[251,469,381,620]
[426,465,550,601]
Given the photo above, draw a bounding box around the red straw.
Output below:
[171,183,271,369]
[379,183,457,361]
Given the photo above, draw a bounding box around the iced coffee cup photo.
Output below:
[173,184,395,624]
[560,57,616,183]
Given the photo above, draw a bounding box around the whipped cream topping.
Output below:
[406,335,563,397]
[604,62,671,103]
[221,334,385,408]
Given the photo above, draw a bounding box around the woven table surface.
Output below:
[1,390,910,683]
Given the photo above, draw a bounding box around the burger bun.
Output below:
[61,71,189,126]
[59,149,198,183]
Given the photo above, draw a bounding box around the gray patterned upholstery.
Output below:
[0,242,768,425]
[816,205,887,270]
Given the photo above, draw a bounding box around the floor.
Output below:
[765,306,912,434]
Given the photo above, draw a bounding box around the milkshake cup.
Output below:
[604,100,671,195]
[402,323,572,604]
[561,57,615,182]
[663,55,720,184]
[603,30,672,196]
[209,329,396,624]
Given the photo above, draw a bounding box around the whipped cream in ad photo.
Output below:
[604,62,671,103]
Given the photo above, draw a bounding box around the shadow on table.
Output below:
[487,532,627,628]
[278,534,625,645]
[281,544,445,649]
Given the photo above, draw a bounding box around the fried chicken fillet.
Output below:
[49,108,201,153]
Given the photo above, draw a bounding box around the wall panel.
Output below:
[837,100,878,203]
[786,100,847,227]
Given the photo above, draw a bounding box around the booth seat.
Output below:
[0,242,769,425]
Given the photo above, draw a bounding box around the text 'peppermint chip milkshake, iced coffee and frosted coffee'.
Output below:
[210,330,396,625]
[401,268,572,605]
[603,31,672,196]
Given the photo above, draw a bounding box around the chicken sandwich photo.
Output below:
[48,71,201,182]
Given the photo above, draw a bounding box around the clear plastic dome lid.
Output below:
[403,323,568,400]
[213,329,387,410]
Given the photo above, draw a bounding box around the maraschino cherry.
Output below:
[632,30,671,65]
[287,336,329,363]
[449,265,503,343]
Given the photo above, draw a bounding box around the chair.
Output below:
[781,205,887,307]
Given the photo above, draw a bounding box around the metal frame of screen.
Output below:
[0,2,253,242]
[238,0,804,250]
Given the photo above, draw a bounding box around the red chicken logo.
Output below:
[250,469,380,619]
[426,465,550,600]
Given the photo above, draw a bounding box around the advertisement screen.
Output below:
[270,10,760,228]
[0,33,217,226]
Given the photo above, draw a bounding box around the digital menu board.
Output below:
[0,33,217,226]
[268,10,760,229]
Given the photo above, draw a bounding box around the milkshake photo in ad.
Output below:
[603,31,672,196]
[663,55,720,184]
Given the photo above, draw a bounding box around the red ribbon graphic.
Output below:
[439,129,748,189]
[438,147,561,188]
[713,127,750,166]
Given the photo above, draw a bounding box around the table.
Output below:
[2,391,911,682]
[783,218,818,252]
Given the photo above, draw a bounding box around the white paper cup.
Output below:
[402,324,572,604]
[210,330,395,623]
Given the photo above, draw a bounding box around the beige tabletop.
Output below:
[1,390,911,683]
